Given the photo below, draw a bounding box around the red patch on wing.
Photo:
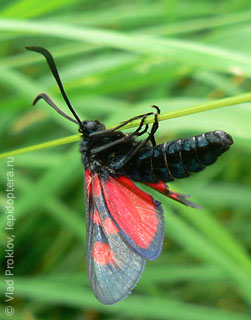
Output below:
[145,181,201,209]
[92,241,115,265]
[91,209,102,226]
[104,217,119,234]
[93,175,102,198]
[146,181,167,194]
[170,193,178,199]
[85,169,92,196]
[102,176,158,249]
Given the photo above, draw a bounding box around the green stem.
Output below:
[1,92,251,159]
[122,92,251,128]
[0,134,81,159]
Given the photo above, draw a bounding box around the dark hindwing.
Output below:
[145,181,202,209]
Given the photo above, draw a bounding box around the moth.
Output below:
[26,46,233,304]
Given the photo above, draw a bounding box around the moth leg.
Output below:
[111,140,147,170]
[90,115,149,154]
[89,111,154,137]
[148,105,160,147]
[112,107,161,170]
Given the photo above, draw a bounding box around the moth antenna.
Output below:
[26,46,82,126]
[33,93,79,125]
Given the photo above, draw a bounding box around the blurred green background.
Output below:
[0,0,251,319]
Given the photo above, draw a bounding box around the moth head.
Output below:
[80,120,106,135]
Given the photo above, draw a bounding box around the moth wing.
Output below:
[84,170,145,305]
[145,181,201,209]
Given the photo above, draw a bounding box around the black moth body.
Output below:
[80,122,233,183]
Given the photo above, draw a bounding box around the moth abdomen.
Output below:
[152,130,233,181]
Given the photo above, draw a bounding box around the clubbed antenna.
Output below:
[26,46,82,126]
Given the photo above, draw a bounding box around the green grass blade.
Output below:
[1,92,251,159]
[0,20,251,76]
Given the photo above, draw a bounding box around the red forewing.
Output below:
[84,170,145,305]
[100,175,165,260]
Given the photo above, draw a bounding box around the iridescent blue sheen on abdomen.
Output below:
[124,130,233,183]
